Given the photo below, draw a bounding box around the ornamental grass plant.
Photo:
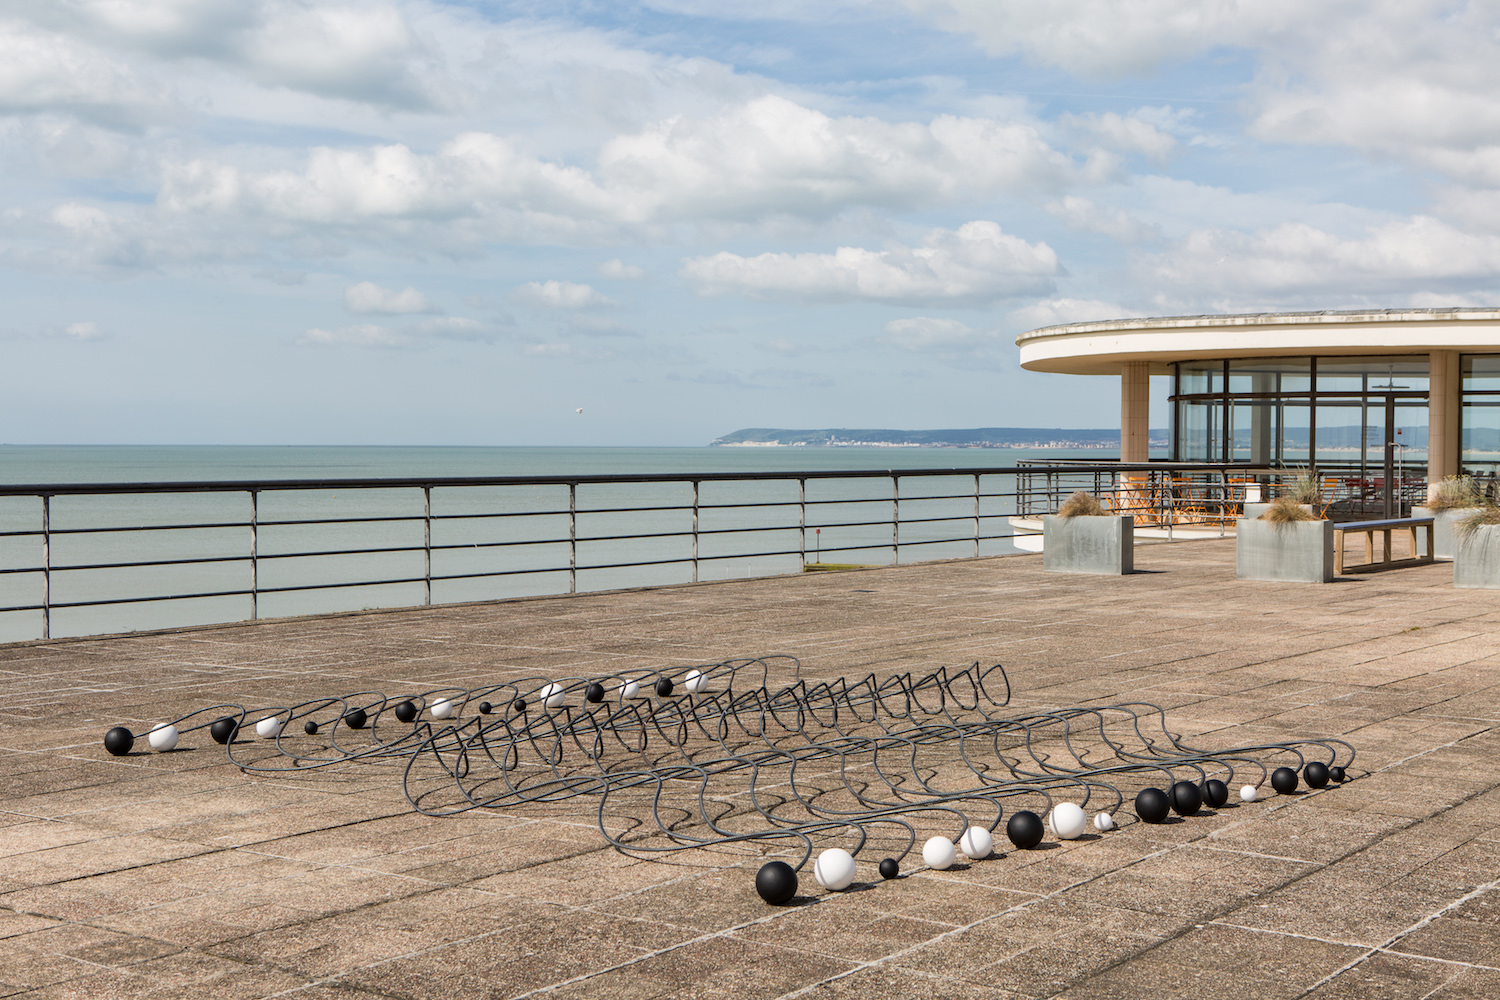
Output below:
[1454,504,1500,539]
[1259,495,1318,523]
[1280,469,1324,505]
[1056,490,1107,518]
[1427,475,1485,512]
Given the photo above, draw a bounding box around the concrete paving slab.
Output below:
[3,540,1500,998]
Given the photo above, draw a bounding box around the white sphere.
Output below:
[620,680,640,699]
[958,826,993,860]
[1048,803,1088,841]
[542,683,565,709]
[922,836,956,871]
[147,724,178,752]
[685,669,707,694]
[430,699,454,720]
[1240,784,1259,802]
[813,848,857,890]
[255,717,283,739]
[1093,812,1115,832]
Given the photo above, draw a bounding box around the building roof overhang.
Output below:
[1016,308,1500,375]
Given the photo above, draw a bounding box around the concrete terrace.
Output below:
[3,539,1500,999]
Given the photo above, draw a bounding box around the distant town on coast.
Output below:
[710,428,1171,449]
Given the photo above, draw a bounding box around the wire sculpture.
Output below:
[104,655,1356,902]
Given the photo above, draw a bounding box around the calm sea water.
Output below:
[0,444,1131,642]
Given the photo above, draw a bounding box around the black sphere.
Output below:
[344,708,368,730]
[1202,779,1230,808]
[393,701,417,723]
[1170,780,1203,817]
[1006,810,1045,849]
[585,682,606,704]
[655,677,675,698]
[755,861,798,905]
[1328,765,1346,783]
[878,858,900,880]
[1135,787,1170,824]
[210,717,239,745]
[513,698,527,713]
[1304,762,1330,789]
[104,727,134,756]
[477,701,492,715]
[304,720,319,735]
[1270,766,1299,795]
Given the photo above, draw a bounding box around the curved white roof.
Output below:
[1016,308,1500,375]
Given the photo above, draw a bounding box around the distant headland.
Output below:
[710,428,1170,449]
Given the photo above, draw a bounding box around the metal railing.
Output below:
[0,462,1255,642]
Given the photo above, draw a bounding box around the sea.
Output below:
[0,444,1135,642]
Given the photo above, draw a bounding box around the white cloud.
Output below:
[680,221,1058,305]
[15,1,437,111]
[599,258,646,279]
[0,17,169,126]
[1010,298,1136,330]
[297,323,408,348]
[1140,216,1500,306]
[509,280,615,309]
[879,316,991,351]
[155,96,1098,242]
[1059,111,1176,164]
[47,319,104,340]
[898,0,1321,77]
[344,280,435,314]
[1045,196,1159,244]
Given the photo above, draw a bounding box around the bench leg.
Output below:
[1335,532,1344,575]
[1365,532,1374,566]
[1382,528,1392,565]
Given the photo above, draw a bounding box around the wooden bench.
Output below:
[1333,517,1435,574]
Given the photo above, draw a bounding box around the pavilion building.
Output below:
[1017,309,1500,504]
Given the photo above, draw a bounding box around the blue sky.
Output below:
[4,0,1499,445]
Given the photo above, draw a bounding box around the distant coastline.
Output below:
[711,427,1170,449]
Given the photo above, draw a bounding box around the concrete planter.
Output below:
[1243,503,1315,520]
[1454,522,1500,589]
[1236,518,1334,583]
[1412,506,1475,560]
[1042,514,1133,575]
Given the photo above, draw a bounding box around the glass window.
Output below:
[1230,401,1280,464]
[1176,360,1221,395]
[1462,355,1500,391]
[1175,399,1219,461]
[1227,358,1311,394]
[1462,398,1500,475]
[1317,356,1429,394]
[1280,403,1311,467]
[1314,400,1369,465]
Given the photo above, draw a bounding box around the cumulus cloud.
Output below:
[599,258,646,279]
[879,317,993,351]
[155,96,1099,242]
[1010,298,1136,330]
[14,1,437,111]
[1058,111,1176,164]
[680,221,1058,305]
[509,280,615,309]
[898,0,1320,77]
[0,17,170,126]
[1045,196,1159,244]
[344,281,435,314]
[298,323,408,348]
[46,319,104,340]
[1140,216,1500,305]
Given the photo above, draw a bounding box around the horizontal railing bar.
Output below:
[0,462,1254,497]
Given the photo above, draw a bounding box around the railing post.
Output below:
[973,474,980,558]
[423,486,432,606]
[798,478,807,571]
[250,490,259,621]
[568,483,577,594]
[691,480,700,584]
[891,475,899,565]
[40,494,50,641]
